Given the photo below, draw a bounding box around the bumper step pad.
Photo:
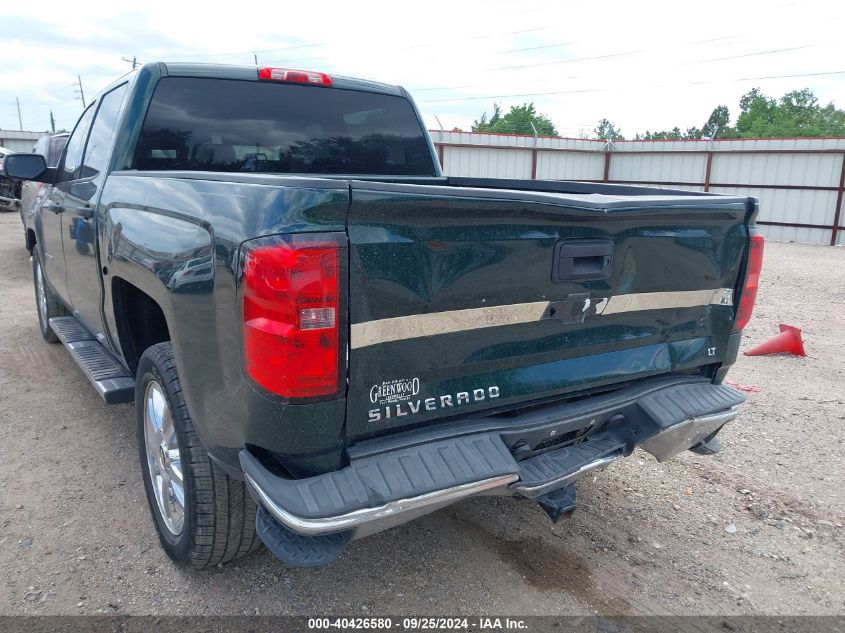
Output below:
[241,432,520,522]
[511,434,623,497]
[637,382,744,462]
[638,382,745,429]
[49,317,134,404]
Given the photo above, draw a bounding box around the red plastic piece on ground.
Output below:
[743,324,806,357]
[724,380,761,394]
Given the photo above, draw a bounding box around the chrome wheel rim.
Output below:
[35,261,48,328]
[143,381,185,535]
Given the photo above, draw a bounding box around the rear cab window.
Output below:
[133,77,436,176]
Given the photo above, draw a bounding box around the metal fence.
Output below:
[431,131,845,246]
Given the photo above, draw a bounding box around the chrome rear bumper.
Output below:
[241,378,745,565]
[245,471,518,538]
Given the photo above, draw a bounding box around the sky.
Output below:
[1,0,844,139]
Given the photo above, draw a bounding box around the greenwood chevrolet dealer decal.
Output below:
[368,377,499,423]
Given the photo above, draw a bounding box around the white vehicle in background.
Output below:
[0,145,22,212]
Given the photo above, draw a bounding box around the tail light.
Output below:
[242,235,345,399]
[733,232,764,332]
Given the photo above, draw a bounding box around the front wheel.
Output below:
[136,342,261,568]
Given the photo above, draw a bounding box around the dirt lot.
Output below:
[0,211,843,617]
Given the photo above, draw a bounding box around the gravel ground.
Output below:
[0,211,843,616]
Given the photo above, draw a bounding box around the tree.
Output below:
[734,88,777,137]
[685,126,703,140]
[623,88,845,140]
[594,118,624,140]
[731,87,845,138]
[636,127,682,140]
[472,103,501,132]
[473,102,557,136]
[633,126,703,141]
[701,105,730,139]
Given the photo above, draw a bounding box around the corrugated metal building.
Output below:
[431,131,845,246]
[0,130,46,153]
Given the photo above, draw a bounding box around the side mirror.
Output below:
[4,153,48,181]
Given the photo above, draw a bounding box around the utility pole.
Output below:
[253,52,258,65]
[15,97,23,131]
[74,75,86,108]
[122,56,138,69]
[50,110,56,133]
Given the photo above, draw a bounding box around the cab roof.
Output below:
[156,62,406,97]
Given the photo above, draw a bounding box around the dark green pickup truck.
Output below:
[5,62,763,568]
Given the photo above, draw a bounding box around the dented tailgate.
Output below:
[345,181,750,442]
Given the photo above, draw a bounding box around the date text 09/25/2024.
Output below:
[308,617,528,630]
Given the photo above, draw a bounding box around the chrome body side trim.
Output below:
[599,288,733,316]
[245,472,519,536]
[350,288,733,348]
[351,301,549,349]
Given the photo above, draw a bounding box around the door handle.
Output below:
[43,202,64,214]
[66,204,94,219]
[552,239,614,282]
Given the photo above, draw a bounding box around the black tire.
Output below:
[32,250,67,343]
[136,342,261,568]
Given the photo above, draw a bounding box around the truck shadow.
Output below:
[441,500,636,616]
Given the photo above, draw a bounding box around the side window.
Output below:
[33,137,49,157]
[48,136,69,167]
[80,84,127,179]
[59,106,96,183]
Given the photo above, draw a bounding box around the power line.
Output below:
[260,55,327,66]
[164,43,327,61]
[494,49,646,71]
[420,88,607,103]
[418,69,845,103]
[470,26,551,41]
[5,24,842,130]
[738,69,845,81]
[494,41,577,55]
[409,74,583,93]
[690,45,815,64]
[49,26,832,93]
[492,31,753,59]
[687,34,747,45]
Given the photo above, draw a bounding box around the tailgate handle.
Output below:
[553,239,613,282]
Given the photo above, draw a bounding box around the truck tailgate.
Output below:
[346,181,750,441]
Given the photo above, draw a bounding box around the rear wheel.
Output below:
[136,342,261,568]
[31,250,67,343]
